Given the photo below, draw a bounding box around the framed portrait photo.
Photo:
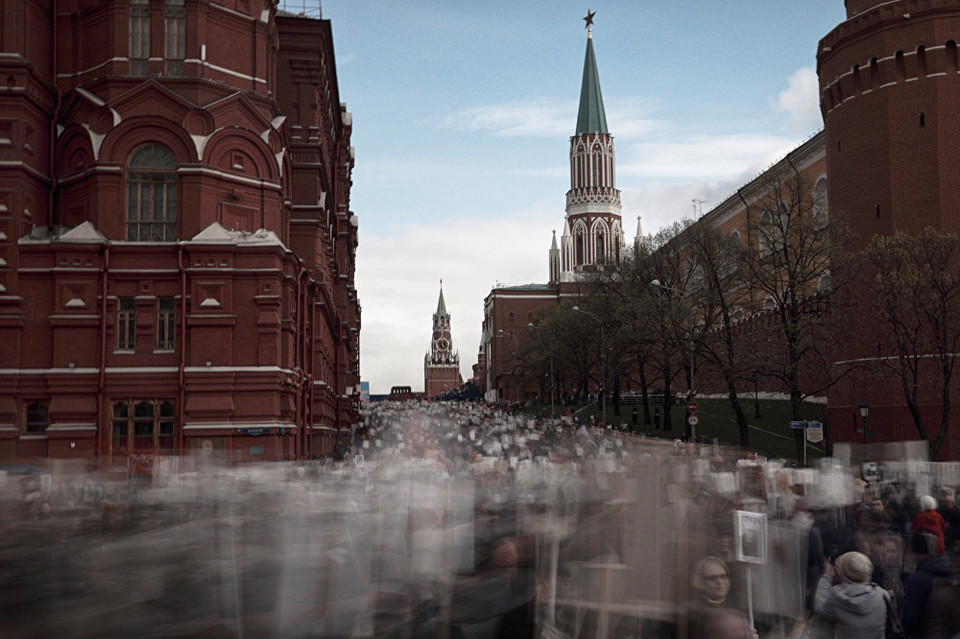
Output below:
[735,510,767,565]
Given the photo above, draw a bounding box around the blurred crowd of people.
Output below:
[3,399,960,638]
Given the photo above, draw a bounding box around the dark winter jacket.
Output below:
[901,553,954,637]
[813,574,888,639]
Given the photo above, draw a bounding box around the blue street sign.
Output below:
[789,421,822,429]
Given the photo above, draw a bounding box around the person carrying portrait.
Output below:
[688,556,758,639]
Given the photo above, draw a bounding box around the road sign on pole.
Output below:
[687,401,698,413]
[687,415,699,426]
[807,423,824,443]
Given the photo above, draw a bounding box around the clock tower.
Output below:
[424,283,462,397]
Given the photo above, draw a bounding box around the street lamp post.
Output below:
[572,306,605,426]
[527,322,555,418]
[496,329,520,403]
[753,369,762,418]
[859,401,870,462]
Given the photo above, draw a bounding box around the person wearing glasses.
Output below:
[688,556,759,639]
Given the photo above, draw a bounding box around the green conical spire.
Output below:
[575,36,608,135]
[435,283,448,316]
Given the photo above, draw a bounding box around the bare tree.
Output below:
[740,169,851,460]
[864,228,960,460]
[684,222,754,447]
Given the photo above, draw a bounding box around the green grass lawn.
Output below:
[522,396,828,463]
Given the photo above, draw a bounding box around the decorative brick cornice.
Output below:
[565,186,622,208]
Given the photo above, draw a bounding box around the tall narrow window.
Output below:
[165,0,185,76]
[112,403,130,455]
[130,0,150,76]
[596,232,605,262]
[575,233,585,266]
[25,401,48,434]
[593,151,603,186]
[118,297,136,351]
[157,297,175,351]
[159,402,176,452]
[127,144,177,241]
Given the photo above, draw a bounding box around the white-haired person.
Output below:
[813,551,889,638]
[910,494,947,554]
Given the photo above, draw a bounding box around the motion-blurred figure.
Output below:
[688,556,758,639]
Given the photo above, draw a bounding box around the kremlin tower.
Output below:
[424,284,461,397]
[554,13,625,282]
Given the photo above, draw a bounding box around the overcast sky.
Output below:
[318,1,848,394]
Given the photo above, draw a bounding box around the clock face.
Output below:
[435,337,450,352]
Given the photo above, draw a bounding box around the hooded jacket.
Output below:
[813,574,888,639]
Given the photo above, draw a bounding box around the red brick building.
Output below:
[819,0,960,458]
[0,0,360,466]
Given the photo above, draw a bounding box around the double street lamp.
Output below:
[572,306,605,426]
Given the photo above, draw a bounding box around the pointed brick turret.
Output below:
[558,25,624,281]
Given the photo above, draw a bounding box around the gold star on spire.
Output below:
[583,9,596,37]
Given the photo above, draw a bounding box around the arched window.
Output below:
[593,151,603,185]
[575,232,585,266]
[813,178,829,230]
[596,231,605,262]
[818,270,833,294]
[127,144,177,241]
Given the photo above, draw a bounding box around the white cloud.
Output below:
[622,179,744,237]
[446,97,663,139]
[620,133,799,182]
[771,66,822,134]
[448,100,573,138]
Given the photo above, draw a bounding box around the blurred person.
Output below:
[867,534,904,615]
[901,531,953,638]
[936,490,960,549]
[925,574,960,639]
[814,508,858,569]
[688,556,758,639]
[813,551,888,638]
[881,487,909,534]
[859,497,896,536]
[910,495,947,554]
